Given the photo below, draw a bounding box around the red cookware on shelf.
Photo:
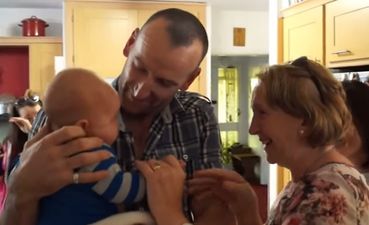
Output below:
[18,16,49,37]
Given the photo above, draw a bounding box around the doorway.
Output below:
[211,55,268,149]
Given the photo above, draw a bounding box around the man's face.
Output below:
[118,19,203,117]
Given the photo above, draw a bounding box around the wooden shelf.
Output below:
[0,37,62,45]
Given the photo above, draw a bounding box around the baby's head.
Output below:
[44,68,120,145]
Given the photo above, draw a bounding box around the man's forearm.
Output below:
[0,191,39,225]
[0,168,40,225]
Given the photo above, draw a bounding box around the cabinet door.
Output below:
[71,4,138,79]
[29,43,62,97]
[326,0,369,67]
[180,6,207,95]
[0,46,29,97]
[138,9,157,28]
[283,6,323,64]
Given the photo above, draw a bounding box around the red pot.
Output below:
[18,16,49,37]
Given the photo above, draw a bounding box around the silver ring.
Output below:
[73,172,79,184]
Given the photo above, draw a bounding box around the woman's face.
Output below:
[249,84,305,167]
[18,104,42,124]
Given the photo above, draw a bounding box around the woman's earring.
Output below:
[298,129,305,136]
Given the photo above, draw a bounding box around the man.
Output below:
[1,8,222,225]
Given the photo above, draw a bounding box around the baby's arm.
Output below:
[79,145,145,205]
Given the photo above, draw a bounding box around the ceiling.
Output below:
[0,0,268,11]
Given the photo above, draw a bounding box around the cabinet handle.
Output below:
[331,50,352,56]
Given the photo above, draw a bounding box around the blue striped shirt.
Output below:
[81,144,145,204]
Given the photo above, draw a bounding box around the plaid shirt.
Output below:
[114,90,222,172]
[30,92,222,171]
[29,109,47,139]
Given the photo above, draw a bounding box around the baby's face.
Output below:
[93,111,119,145]
[88,97,120,145]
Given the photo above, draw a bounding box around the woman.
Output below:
[340,80,369,181]
[0,91,42,212]
[9,90,42,134]
[0,106,29,213]
[136,57,369,225]
[6,91,42,168]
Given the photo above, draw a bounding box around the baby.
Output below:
[37,68,145,225]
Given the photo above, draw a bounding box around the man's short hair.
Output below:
[143,8,209,59]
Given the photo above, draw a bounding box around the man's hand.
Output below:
[1,123,111,225]
[14,124,111,200]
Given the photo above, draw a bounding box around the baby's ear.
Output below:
[75,119,89,130]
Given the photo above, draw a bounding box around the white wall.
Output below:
[211,9,268,56]
[0,8,62,36]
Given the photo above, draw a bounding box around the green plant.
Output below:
[221,147,232,165]
[221,142,242,165]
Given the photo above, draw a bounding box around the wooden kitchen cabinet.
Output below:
[326,0,369,67]
[64,1,207,95]
[29,42,63,97]
[0,37,62,97]
[282,5,324,64]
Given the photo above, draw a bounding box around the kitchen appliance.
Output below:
[331,66,369,82]
[0,95,15,121]
[18,16,49,37]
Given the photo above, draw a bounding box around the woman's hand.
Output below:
[190,188,237,225]
[189,169,263,225]
[9,117,32,133]
[135,155,189,225]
